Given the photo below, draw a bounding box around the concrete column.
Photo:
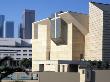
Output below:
[64,64,68,72]
[60,65,63,72]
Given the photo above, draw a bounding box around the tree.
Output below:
[0,56,28,80]
[97,61,102,69]
[105,61,109,69]
[20,58,32,68]
[102,61,109,69]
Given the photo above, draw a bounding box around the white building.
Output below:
[0,38,32,60]
[32,11,88,72]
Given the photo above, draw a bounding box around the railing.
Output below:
[2,72,38,80]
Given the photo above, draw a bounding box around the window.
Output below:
[23,54,27,56]
[58,65,60,72]
[34,24,38,39]
[48,52,50,60]
[29,50,32,52]
[29,58,32,60]
[29,54,32,56]
[82,70,85,74]
[10,54,14,56]
[16,58,20,60]
[23,50,27,52]
[80,54,83,59]
[62,65,65,72]
[4,54,8,56]
[17,54,21,56]
[51,18,67,45]
[17,50,21,52]
[23,58,27,59]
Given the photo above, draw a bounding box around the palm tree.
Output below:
[0,56,29,80]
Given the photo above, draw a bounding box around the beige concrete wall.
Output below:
[72,25,85,60]
[38,72,80,82]
[44,64,56,71]
[2,72,80,82]
[32,19,51,71]
[93,70,110,82]
[78,69,85,82]
[85,2,103,61]
[32,24,48,71]
[50,23,73,60]
[32,12,87,71]
[50,23,85,60]
[33,24,47,60]
[70,12,89,31]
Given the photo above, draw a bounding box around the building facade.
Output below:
[18,23,23,38]
[22,9,35,39]
[5,21,14,38]
[32,11,88,72]
[0,15,5,38]
[85,2,110,62]
[0,38,32,60]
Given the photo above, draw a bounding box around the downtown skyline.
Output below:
[0,1,110,82]
[0,0,110,37]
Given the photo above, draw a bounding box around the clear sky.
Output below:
[0,0,110,37]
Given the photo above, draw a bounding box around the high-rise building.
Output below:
[5,21,14,38]
[0,38,32,61]
[0,15,5,38]
[85,2,110,62]
[22,9,35,39]
[18,23,23,38]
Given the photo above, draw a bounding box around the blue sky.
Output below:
[0,0,110,37]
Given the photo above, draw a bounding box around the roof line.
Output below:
[91,1,110,6]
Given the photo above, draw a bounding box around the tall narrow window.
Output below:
[62,65,65,72]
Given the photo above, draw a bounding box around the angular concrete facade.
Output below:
[85,2,103,61]
[32,12,88,72]
[85,2,110,62]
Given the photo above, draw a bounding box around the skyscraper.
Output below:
[0,15,5,38]
[5,21,14,38]
[18,23,23,38]
[22,9,35,39]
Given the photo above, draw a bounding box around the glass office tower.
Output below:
[18,23,23,38]
[0,15,5,38]
[22,9,35,39]
[5,21,14,38]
